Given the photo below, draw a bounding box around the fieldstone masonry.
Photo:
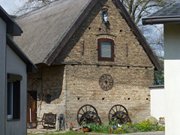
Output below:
[28,0,154,128]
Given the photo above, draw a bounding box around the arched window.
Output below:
[98,38,114,61]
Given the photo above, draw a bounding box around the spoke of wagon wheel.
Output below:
[115,106,118,112]
[81,108,86,113]
[85,106,88,112]
[112,108,116,113]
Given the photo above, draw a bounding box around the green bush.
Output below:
[113,120,165,134]
[134,120,157,132]
[65,120,165,134]
[87,124,111,133]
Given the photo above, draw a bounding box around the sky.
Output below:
[0,0,27,14]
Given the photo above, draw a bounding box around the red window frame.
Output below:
[98,38,114,61]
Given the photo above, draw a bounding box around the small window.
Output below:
[7,74,22,120]
[98,38,114,61]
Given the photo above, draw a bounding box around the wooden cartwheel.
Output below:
[108,104,131,125]
[77,104,101,126]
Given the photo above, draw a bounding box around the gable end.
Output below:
[29,0,161,71]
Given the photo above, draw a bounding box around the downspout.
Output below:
[4,37,7,135]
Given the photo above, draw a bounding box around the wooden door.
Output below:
[27,91,37,128]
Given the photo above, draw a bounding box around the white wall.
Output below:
[164,24,180,135]
[6,46,27,135]
[0,18,6,135]
[150,86,165,120]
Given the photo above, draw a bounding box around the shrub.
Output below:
[133,120,158,132]
[87,124,110,133]
[113,120,165,134]
[83,120,165,134]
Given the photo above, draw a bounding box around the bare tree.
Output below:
[119,0,174,58]
[120,0,168,24]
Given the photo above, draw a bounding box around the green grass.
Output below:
[88,124,111,133]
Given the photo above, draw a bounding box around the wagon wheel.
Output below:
[77,104,101,126]
[108,104,131,125]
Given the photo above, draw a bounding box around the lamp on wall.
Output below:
[101,8,110,29]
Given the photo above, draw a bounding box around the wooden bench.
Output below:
[42,113,56,129]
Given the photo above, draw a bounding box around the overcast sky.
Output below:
[0,0,27,14]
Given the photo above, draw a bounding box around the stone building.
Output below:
[15,0,161,128]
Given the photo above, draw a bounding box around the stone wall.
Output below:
[28,65,66,122]
[65,65,153,126]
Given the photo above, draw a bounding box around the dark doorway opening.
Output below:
[27,91,37,128]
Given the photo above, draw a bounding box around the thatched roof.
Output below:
[7,36,36,72]
[15,0,92,64]
[15,0,161,70]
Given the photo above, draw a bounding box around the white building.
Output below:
[0,6,35,135]
[143,2,180,135]
[150,85,165,120]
